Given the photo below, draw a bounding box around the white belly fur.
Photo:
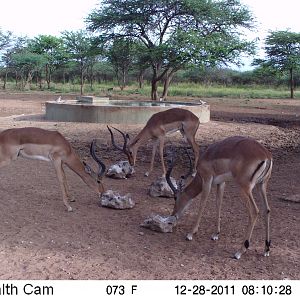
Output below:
[213,172,233,185]
[19,152,51,162]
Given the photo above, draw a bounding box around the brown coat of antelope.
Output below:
[166,136,273,259]
[0,127,106,212]
[107,108,200,177]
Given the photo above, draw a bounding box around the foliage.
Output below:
[107,38,138,89]
[0,29,13,51]
[10,51,47,89]
[86,0,256,100]
[253,30,300,98]
[61,30,101,95]
[264,31,300,70]
[28,35,66,89]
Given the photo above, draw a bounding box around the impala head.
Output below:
[83,139,106,194]
[166,148,193,219]
[107,126,137,165]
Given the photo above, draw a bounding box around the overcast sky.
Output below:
[0,0,299,69]
[0,0,99,37]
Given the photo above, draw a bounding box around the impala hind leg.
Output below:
[257,180,271,257]
[211,182,225,241]
[52,158,73,212]
[234,187,259,259]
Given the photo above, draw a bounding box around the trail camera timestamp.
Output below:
[175,284,293,296]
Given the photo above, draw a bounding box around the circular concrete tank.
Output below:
[45,97,210,124]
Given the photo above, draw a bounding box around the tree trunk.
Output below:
[2,70,7,90]
[39,72,43,90]
[80,60,84,96]
[138,69,145,89]
[161,69,176,100]
[25,71,33,90]
[63,69,66,85]
[151,78,159,100]
[89,64,94,90]
[120,67,126,91]
[290,68,294,99]
[15,71,18,88]
[46,64,50,89]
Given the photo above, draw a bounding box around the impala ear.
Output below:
[126,133,130,140]
[83,161,92,174]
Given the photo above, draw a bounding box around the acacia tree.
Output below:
[0,29,12,50]
[0,29,14,89]
[2,36,29,89]
[107,38,137,90]
[10,51,46,89]
[28,35,65,89]
[87,0,256,100]
[62,30,97,95]
[255,30,300,99]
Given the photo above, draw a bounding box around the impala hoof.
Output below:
[264,251,270,257]
[234,252,241,260]
[144,172,149,177]
[186,233,193,241]
[211,234,219,241]
[67,207,73,212]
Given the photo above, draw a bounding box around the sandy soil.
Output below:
[0,91,299,280]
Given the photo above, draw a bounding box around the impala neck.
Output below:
[172,173,202,219]
[128,128,152,163]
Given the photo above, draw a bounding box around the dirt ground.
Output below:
[0,91,299,280]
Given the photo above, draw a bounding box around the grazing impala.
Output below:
[107,108,200,177]
[166,136,273,259]
[0,127,106,212]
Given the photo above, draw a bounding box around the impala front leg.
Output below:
[158,136,166,177]
[145,139,159,177]
[211,182,225,241]
[186,177,212,241]
[53,158,73,212]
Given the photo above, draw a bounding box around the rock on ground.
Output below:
[141,214,177,233]
[100,190,135,209]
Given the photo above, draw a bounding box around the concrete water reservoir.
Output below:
[45,96,210,124]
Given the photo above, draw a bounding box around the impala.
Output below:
[166,136,273,259]
[0,127,106,212]
[107,107,200,177]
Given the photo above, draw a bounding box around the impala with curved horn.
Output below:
[166,136,273,259]
[107,108,200,177]
[0,127,106,212]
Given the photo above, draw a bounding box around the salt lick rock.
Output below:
[140,214,177,233]
[100,190,135,209]
[106,160,135,179]
[148,176,177,198]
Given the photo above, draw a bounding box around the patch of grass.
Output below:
[1,81,299,99]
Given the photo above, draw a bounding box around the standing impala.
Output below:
[166,136,273,259]
[107,107,200,177]
[0,127,106,212]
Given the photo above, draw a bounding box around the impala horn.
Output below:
[107,125,129,154]
[166,147,193,195]
[90,139,106,179]
[166,149,178,195]
[178,148,193,190]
